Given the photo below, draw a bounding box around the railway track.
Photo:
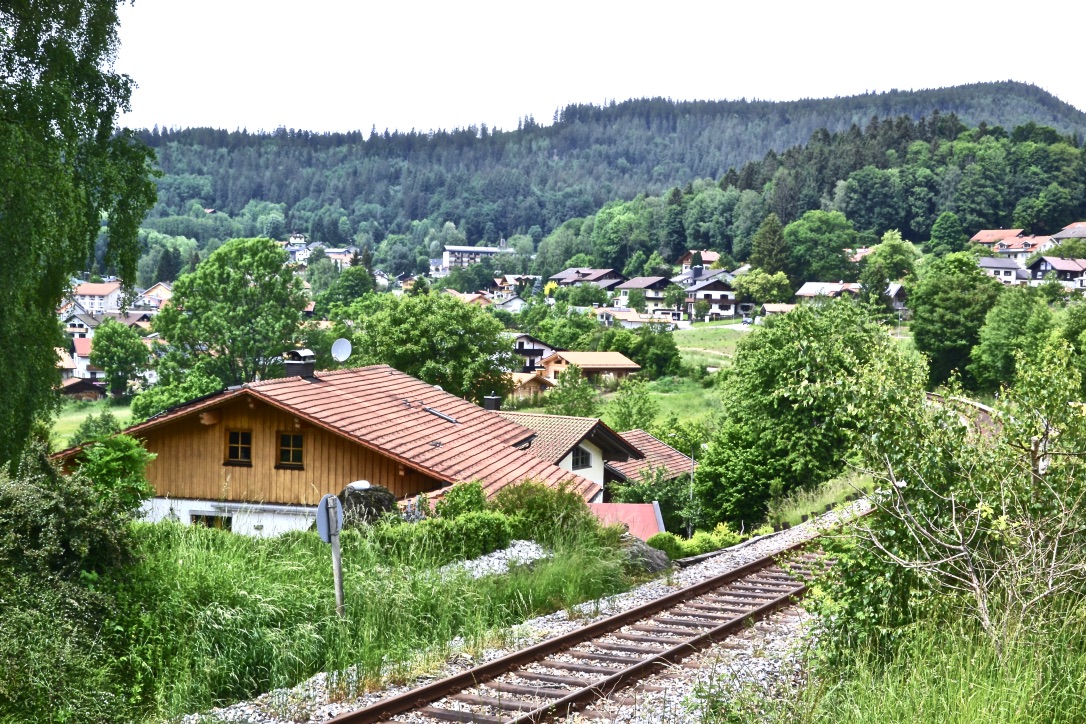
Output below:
[329,543,826,723]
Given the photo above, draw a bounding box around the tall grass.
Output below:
[765,473,871,528]
[689,602,1086,724]
[798,604,1086,723]
[107,521,627,720]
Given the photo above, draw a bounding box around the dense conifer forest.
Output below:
[123,81,1086,286]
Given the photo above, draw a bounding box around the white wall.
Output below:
[142,497,317,537]
[558,439,605,485]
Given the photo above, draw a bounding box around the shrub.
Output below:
[435,480,486,519]
[646,532,685,559]
[368,511,512,566]
[77,435,156,516]
[67,409,121,448]
[710,522,742,548]
[682,530,718,556]
[489,481,600,546]
[452,511,512,559]
[0,442,136,579]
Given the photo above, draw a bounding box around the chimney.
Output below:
[283,348,316,379]
[692,266,702,279]
[483,391,502,411]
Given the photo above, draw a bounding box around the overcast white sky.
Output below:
[115,1,1085,134]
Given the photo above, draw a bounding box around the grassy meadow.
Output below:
[50,398,134,449]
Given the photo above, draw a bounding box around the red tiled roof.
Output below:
[74,281,121,296]
[589,503,663,541]
[608,429,696,481]
[970,229,1023,244]
[113,365,601,501]
[679,250,721,264]
[73,337,92,357]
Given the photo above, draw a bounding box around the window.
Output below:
[191,513,232,531]
[225,430,252,465]
[277,432,304,468]
[571,445,591,470]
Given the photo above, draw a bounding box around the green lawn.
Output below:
[51,398,134,449]
[674,323,747,371]
[515,376,722,428]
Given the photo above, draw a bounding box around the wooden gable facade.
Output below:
[138,393,441,506]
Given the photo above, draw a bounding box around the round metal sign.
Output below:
[316,494,343,543]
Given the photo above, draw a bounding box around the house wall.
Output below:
[137,396,443,506]
[142,497,317,537]
[558,439,606,485]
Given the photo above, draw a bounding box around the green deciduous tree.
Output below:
[864,230,919,281]
[315,264,376,315]
[967,286,1052,391]
[68,409,121,449]
[153,238,307,385]
[607,378,659,432]
[664,284,686,310]
[627,288,647,312]
[90,318,149,396]
[338,292,517,403]
[733,268,792,304]
[544,364,600,417]
[78,435,155,516]
[910,252,1002,388]
[130,367,222,422]
[783,210,857,283]
[696,299,899,525]
[928,211,969,257]
[0,2,157,465]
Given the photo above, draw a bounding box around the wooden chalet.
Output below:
[59,365,600,536]
[540,351,640,382]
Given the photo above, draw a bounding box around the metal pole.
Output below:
[687,444,695,539]
[329,501,345,618]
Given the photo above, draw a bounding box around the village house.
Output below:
[606,428,697,488]
[71,337,104,381]
[441,244,515,270]
[55,347,76,380]
[978,256,1030,285]
[993,235,1054,267]
[539,350,641,383]
[1026,256,1086,286]
[58,365,601,536]
[970,228,1025,248]
[495,295,527,313]
[614,277,672,313]
[59,377,106,401]
[794,281,907,310]
[507,372,556,401]
[596,308,682,330]
[670,266,732,288]
[137,281,173,309]
[759,303,797,320]
[677,250,720,272]
[497,411,643,488]
[1052,221,1086,242]
[71,281,123,314]
[684,276,744,320]
[505,332,558,373]
[550,268,626,291]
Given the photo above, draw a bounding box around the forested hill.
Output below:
[136,82,1086,248]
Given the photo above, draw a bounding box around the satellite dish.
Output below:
[331,338,352,363]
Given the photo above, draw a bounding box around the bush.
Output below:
[683,530,719,556]
[435,480,486,519]
[0,442,136,579]
[646,532,685,559]
[489,481,600,546]
[369,511,512,566]
[710,522,742,548]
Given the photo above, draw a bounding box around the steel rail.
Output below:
[328,540,819,724]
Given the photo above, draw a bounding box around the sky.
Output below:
[115,1,1086,135]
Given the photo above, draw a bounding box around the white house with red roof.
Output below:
[72,281,123,314]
